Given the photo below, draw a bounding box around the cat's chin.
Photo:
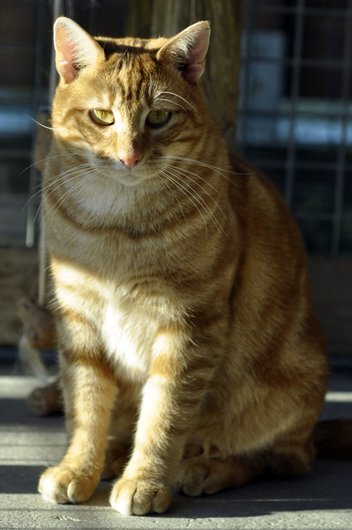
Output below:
[105,166,157,187]
[114,172,149,187]
[95,162,152,187]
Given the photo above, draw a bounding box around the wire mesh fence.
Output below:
[237,0,352,254]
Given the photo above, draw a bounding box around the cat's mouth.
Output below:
[93,156,154,187]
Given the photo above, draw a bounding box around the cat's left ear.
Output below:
[157,21,210,84]
[54,17,104,84]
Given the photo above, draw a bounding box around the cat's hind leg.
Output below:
[177,454,258,496]
[102,440,131,480]
[102,384,139,479]
[177,431,315,496]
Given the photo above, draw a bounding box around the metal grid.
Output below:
[0,1,49,246]
[237,0,352,254]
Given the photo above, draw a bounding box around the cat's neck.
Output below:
[44,125,231,234]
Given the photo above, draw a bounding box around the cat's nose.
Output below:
[118,149,143,169]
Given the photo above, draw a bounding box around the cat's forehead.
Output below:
[93,37,172,108]
[96,35,168,58]
[96,35,167,79]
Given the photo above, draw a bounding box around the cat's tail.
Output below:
[313,419,352,459]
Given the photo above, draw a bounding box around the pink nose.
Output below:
[118,149,143,169]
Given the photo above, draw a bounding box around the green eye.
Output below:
[146,110,171,128]
[90,109,115,126]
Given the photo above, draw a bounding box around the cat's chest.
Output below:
[52,254,173,381]
[102,297,158,381]
[100,263,190,381]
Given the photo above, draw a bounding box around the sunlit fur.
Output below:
[38,18,329,516]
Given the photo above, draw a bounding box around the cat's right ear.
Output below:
[53,17,104,84]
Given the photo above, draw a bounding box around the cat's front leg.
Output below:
[110,326,218,515]
[39,348,117,504]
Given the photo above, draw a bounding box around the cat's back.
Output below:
[227,155,326,375]
[230,155,305,259]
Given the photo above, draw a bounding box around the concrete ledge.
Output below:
[1,374,352,529]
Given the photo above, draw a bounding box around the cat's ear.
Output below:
[157,21,210,84]
[53,17,104,84]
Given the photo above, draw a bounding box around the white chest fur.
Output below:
[52,258,184,382]
[102,298,158,382]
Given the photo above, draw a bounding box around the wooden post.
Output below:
[125,0,244,152]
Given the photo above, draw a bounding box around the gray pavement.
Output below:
[1,369,352,530]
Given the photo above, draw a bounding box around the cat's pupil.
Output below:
[146,110,171,128]
[90,109,115,126]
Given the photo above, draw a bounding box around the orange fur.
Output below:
[39,17,329,515]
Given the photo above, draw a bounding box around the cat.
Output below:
[38,16,337,516]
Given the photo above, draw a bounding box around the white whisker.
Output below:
[156,91,196,112]
[169,164,221,196]
[28,116,55,131]
[39,163,97,216]
[20,152,85,175]
[44,169,98,218]
[164,167,228,237]
[158,155,251,184]
[161,169,209,236]
[23,163,92,211]
[162,177,187,225]
[156,98,186,112]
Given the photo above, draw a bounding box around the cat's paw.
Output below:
[177,455,252,496]
[101,442,130,480]
[101,454,128,480]
[38,465,98,504]
[177,457,212,497]
[110,477,171,515]
[177,456,236,497]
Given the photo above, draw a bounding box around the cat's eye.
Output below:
[90,109,115,126]
[146,110,171,128]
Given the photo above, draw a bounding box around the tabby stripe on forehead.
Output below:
[123,81,134,103]
[115,78,126,101]
[133,75,145,102]
[119,62,145,103]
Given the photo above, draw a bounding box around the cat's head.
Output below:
[52,17,211,187]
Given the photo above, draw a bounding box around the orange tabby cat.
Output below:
[39,17,330,515]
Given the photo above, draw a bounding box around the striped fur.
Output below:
[39,18,329,515]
